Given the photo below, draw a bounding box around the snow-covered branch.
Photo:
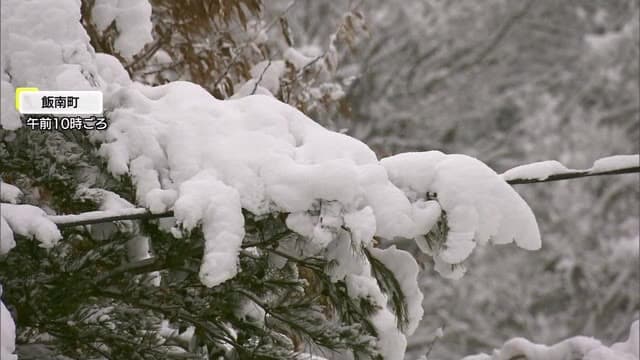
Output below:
[502,155,639,184]
[51,208,173,228]
[46,156,639,228]
[506,166,639,185]
[2,0,638,359]
[462,320,639,360]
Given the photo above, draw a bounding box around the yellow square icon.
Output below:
[15,87,39,110]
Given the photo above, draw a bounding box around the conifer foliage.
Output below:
[0,1,638,360]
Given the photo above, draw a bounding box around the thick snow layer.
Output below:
[0,204,62,253]
[173,171,245,287]
[462,320,639,360]
[95,81,432,290]
[93,81,543,293]
[501,160,572,181]
[1,2,548,357]
[369,246,424,335]
[382,152,541,266]
[2,0,543,291]
[1,0,99,127]
[97,79,535,291]
[91,0,153,60]
[0,290,17,360]
[590,154,640,173]
[0,0,98,94]
[0,182,22,204]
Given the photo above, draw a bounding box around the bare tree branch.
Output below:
[250,59,272,95]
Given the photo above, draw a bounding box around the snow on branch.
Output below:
[50,208,173,228]
[463,320,639,360]
[503,155,639,184]
[47,155,639,228]
[0,1,635,353]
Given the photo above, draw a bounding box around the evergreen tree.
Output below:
[0,1,638,360]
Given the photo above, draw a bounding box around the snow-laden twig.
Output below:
[51,208,173,228]
[48,160,639,228]
[506,164,639,184]
[503,155,639,184]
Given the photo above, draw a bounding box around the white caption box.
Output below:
[19,91,103,114]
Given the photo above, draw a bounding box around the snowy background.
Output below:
[275,1,640,358]
[1,0,639,359]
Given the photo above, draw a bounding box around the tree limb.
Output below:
[48,164,639,228]
[505,166,640,185]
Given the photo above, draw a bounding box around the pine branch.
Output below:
[47,164,639,228]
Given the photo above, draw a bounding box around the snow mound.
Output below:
[97,82,408,286]
[1,0,99,129]
[0,0,98,93]
[591,154,639,173]
[382,152,541,270]
[0,204,62,254]
[1,1,547,357]
[97,81,541,287]
[502,160,572,181]
[93,80,542,358]
[0,182,22,204]
[91,0,153,60]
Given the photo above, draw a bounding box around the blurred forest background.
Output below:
[84,0,640,358]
